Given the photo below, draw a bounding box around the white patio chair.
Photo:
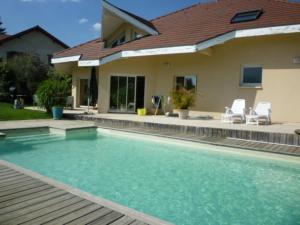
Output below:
[66,96,74,109]
[246,102,272,125]
[221,99,246,123]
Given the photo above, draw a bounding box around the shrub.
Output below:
[171,88,195,110]
[36,70,71,113]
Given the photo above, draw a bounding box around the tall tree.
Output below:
[0,17,6,34]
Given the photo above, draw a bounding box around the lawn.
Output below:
[0,102,51,121]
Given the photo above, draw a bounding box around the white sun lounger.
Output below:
[221,99,246,123]
[246,102,272,125]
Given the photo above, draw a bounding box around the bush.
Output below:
[171,88,195,110]
[36,70,71,113]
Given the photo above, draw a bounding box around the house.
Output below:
[52,0,300,122]
[0,26,69,65]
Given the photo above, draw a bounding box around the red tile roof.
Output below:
[54,0,300,61]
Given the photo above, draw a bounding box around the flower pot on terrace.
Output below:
[52,107,64,120]
[178,109,189,119]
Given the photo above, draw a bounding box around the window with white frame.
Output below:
[175,75,197,92]
[240,66,262,87]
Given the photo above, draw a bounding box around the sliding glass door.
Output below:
[109,76,144,113]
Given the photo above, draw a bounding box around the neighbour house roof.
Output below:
[0,34,10,41]
[0,26,69,49]
[53,0,300,62]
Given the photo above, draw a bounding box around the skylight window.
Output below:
[231,9,263,23]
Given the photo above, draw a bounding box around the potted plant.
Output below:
[171,88,195,119]
[36,70,71,120]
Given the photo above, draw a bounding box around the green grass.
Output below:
[0,102,51,121]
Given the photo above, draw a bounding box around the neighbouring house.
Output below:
[52,0,300,122]
[0,25,69,65]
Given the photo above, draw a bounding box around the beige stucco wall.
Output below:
[59,33,300,122]
[0,31,66,64]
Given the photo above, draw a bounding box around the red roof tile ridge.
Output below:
[54,37,102,56]
[150,0,218,22]
[273,0,300,5]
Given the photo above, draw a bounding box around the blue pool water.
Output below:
[0,129,299,225]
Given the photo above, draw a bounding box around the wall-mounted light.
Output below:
[163,62,171,68]
[293,57,300,64]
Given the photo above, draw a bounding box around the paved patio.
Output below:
[24,107,300,135]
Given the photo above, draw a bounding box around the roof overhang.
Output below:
[52,24,300,67]
[101,0,158,40]
[51,55,81,64]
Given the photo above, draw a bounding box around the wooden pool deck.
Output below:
[0,161,172,225]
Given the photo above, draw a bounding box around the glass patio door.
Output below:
[79,79,89,106]
[109,76,136,112]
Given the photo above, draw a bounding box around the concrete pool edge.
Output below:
[0,159,173,225]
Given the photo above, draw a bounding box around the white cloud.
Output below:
[79,18,88,24]
[92,23,101,32]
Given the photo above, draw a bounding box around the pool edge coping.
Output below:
[0,159,173,225]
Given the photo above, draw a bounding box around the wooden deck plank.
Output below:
[43,203,102,225]
[0,193,74,222]
[0,187,59,209]
[0,168,15,174]
[5,197,85,225]
[0,177,34,189]
[0,170,18,176]
[0,174,27,183]
[0,173,23,180]
[109,216,136,225]
[0,190,66,215]
[65,207,112,225]
[0,179,43,193]
[0,184,53,203]
[88,211,124,225]
[0,181,46,197]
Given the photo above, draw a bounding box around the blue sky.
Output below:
[1,0,299,47]
[0,0,208,47]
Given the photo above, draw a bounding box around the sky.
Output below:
[1,0,299,47]
[0,0,209,47]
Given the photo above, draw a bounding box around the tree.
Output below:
[0,54,50,103]
[0,18,6,34]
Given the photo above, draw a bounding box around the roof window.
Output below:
[231,9,263,23]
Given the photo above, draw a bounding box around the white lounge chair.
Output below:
[246,102,272,125]
[221,99,246,123]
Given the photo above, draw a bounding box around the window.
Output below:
[47,54,53,66]
[231,10,263,24]
[241,66,262,87]
[133,31,143,40]
[175,75,197,92]
[111,34,126,48]
[7,51,24,60]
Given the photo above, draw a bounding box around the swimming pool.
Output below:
[0,129,299,225]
